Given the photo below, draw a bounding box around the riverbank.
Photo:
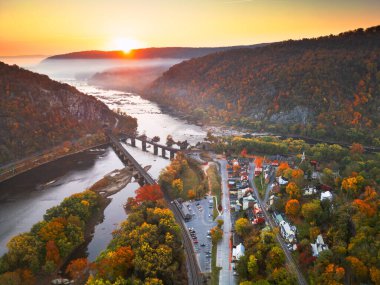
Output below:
[0,140,109,184]
[0,165,135,285]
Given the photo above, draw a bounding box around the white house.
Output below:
[232,243,245,261]
[242,195,256,210]
[311,234,329,257]
[279,220,296,243]
[304,186,317,196]
[278,176,289,185]
[320,191,333,201]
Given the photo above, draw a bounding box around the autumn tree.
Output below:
[247,255,258,279]
[235,218,251,237]
[135,184,163,203]
[285,199,300,218]
[370,267,380,285]
[66,258,89,283]
[171,178,183,194]
[350,143,364,155]
[285,182,301,199]
[45,240,60,266]
[187,189,196,200]
[0,269,35,285]
[210,226,223,244]
[276,162,289,176]
[346,256,368,282]
[270,267,296,284]
[319,264,345,285]
[301,200,322,224]
[266,246,285,272]
[341,175,364,196]
[96,246,134,281]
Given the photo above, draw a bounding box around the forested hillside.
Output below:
[0,62,137,164]
[146,26,380,146]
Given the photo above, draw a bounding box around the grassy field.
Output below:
[207,164,221,203]
[254,174,266,198]
[211,242,222,285]
[182,165,200,191]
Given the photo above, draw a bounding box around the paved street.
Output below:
[217,159,236,285]
[249,162,308,285]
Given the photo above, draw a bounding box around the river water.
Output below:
[0,73,225,258]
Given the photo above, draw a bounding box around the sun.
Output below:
[108,37,142,53]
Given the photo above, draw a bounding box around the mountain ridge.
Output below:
[42,44,268,61]
[145,25,380,146]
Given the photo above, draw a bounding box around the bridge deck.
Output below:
[109,135,155,185]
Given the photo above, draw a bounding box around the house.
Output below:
[274,213,284,225]
[271,160,279,167]
[311,234,329,257]
[242,195,256,210]
[304,186,317,196]
[320,191,333,201]
[268,195,279,207]
[232,243,245,261]
[278,176,289,185]
[254,166,263,177]
[279,220,296,243]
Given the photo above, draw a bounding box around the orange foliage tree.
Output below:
[350,143,364,155]
[96,246,134,279]
[135,184,163,203]
[346,256,368,282]
[277,162,290,176]
[65,258,89,282]
[285,199,300,217]
[45,240,60,266]
[286,182,301,199]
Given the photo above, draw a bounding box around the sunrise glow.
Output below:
[106,37,143,53]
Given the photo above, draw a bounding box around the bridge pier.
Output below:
[170,150,175,160]
[161,148,166,158]
[154,145,158,155]
[142,141,147,151]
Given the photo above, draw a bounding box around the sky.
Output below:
[0,0,380,56]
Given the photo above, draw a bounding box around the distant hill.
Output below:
[145,26,380,146]
[43,45,268,61]
[0,62,137,164]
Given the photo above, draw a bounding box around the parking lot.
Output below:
[184,196,217,272]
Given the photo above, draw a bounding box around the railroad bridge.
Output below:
[120,133,181,160]
[108,134,156,186]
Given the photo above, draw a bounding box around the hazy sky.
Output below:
[1,0,379,56]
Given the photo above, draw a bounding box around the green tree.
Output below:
[235,218,251,237]
[301,199,322,224]
[247,255,258,278]
[266,246,285,272]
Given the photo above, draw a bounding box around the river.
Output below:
[0,73,228,259]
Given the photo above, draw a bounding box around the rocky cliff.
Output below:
[0,62,137,164]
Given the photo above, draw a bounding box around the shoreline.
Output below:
[0,141,109,184]
[40,167,135,285]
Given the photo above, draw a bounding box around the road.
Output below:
[249,162,308,285]
[263,167,276,204]
[217,159,236,285]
